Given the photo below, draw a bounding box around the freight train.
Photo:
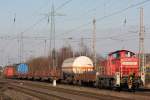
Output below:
[3,49,143,90]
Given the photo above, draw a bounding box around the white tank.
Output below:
[62,56,94,74]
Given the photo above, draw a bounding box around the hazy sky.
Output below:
[0,0,150,66]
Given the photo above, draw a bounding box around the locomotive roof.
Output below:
[108,50,135,55]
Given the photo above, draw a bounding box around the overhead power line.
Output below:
[58,0,150,38]
[15,0,73,36]
[56,0,72,10]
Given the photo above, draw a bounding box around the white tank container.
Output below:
[62,56,94,74]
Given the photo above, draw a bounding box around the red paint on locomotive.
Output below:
[101,50,139,77]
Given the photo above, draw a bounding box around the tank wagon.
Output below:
[61,56,94,83]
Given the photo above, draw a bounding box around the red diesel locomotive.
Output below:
[96,50,142,89]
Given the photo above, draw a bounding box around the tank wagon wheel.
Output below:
[93,81,99,88]
[73,80,77,85]
[38,77,42,81]
[78,80,82,86]
[72,80,75,85]
[30,77,34,80]
[93,82,96,88]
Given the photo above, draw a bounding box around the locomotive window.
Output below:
[112,53,120,59]
[125,51,135,57]
[126,52,131,57]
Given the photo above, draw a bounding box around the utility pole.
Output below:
[48,1,64,86]
[80,37,84,56]
[44,40,47,56]
[139,7,145,86]
[47,2,64,70]
[19,32,23,63]
[49,3,56,69]
[92,18,96,69]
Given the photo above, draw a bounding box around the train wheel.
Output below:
[73,80,77,85]
[78,80,82,86]
[93,81,98,88]
[99,80,103,89]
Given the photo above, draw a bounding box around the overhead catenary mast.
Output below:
[48,2,65,69]
[20,32,24,63]
[92,18,96,69]
[80,37,84,56]
[44,40,47,56]
[47,2,57,86]
[139,7,145,86]
[50,3,56,69]
[13,13,24,64]
[48,1,65,86]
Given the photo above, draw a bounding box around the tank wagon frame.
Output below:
[60,56,94,84]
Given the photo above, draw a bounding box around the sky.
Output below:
[0,0,150,66]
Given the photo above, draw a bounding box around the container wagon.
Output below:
[27,58,60,81]
[17,63,29,79]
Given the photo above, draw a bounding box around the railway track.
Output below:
[1,79,69,100]
[5,79,150,100]
[7,84,70,100]
[6,79,125,100]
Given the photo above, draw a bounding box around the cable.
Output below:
[57,0,150,38]
[56,0,72,11]
[19,16,47,35]
[16,0,73,36]
[65,0,112,21]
